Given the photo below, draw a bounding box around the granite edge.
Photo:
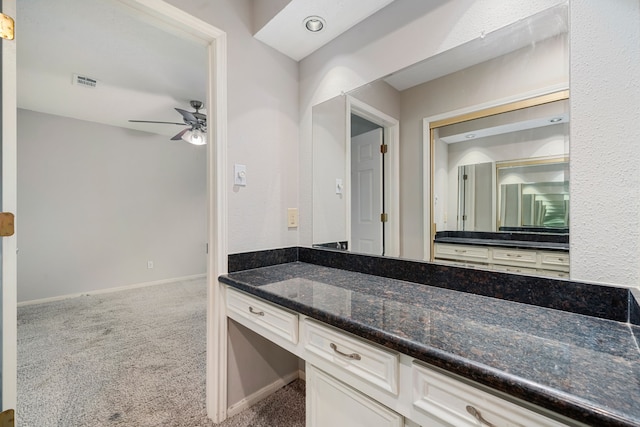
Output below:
[630,288,640,326]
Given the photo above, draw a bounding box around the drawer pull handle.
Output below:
[248,306,265,316]
[466,405,496,427]
[330,343,361,360]
[506,253,522,258]
[454,249,467,253]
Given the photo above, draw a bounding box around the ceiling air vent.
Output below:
[72,74,98,88]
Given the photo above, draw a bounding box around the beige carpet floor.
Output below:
[17,278,305,426]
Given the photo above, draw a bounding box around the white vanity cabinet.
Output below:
[434,243,569,278]
[306,364,404,427]
[224,286,574,427]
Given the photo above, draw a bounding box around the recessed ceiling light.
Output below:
[549,117,563,123]
[466,134,476,139]
[304,16,325,32]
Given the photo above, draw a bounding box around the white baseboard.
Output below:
[226,371,301,418]
[17,274,206,307]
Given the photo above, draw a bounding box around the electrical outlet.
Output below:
[147,261,154,269]
[287,208,299,228]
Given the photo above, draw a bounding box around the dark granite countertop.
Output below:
[434,231,569,251]
[219,262,640,427]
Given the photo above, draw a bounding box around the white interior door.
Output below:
[1,0,18,412]
[351,128,383,255]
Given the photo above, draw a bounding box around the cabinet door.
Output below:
[307,364,403,427]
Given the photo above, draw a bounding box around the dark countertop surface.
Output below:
[219,262,640,427]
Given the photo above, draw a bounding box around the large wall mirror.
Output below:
[312,3,569,277]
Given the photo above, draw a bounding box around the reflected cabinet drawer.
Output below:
[411,363,567,427]
[434,243,489,262]
[226,287,298,344]
[540,251,570,270]
[491,248,537,265]
[304,320,399,394]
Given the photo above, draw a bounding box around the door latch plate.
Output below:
[0,409,14,427]
[1,13,15,40]
[0,212,15,236]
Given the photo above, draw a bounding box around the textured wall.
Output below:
[569,0,640,287]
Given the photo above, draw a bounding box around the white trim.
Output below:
[117,1,228,422]
[421,84,570,261]
[226,371,300,418]
[2,0,18,411]
[346,96,401,257]
[17,274,206,307]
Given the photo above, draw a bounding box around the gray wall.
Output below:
[17,109,207,302]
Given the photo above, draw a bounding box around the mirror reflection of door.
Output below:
[457,162,493,231]
[351,115,384,255]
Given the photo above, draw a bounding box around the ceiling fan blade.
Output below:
[193,112,207,121]
[129,120,186,125]
[175,108,197,123]
[170,128,190,141]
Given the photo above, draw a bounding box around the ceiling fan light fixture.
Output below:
[182,128,206,146]
[304,16,325,32]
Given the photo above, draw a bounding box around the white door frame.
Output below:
[117,1,229,422]
[1,0,18,411]
[346,96,400,257]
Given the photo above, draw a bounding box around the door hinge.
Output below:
[462,215,467,221]
[0,213,15,237]
[463,174,468,180]
[380,144,388,154]
[1,13,15,40]
[380,213,388,223]
[0,409,15,427]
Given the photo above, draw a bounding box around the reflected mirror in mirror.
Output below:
[497,159,569,231]
[311,3,569,278]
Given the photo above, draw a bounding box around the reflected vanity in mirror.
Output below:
[312,3,569,278]
[430,93,570,278]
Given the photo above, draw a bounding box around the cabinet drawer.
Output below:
[304,320,399,394]
[491,248,537,265]
[434,243,489,262]
[412,363,567,427]
[307,364,403,427]
[538,269,570,279]
[540,252,570,270]
[226,288,298,344]
[492,264,538,275]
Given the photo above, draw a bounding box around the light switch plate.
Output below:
[234,164,247,186]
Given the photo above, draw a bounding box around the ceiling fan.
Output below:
[129,100,207,145]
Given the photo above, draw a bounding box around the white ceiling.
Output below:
[383,4,568,91]
[254,0,397,61]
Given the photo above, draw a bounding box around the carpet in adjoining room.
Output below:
[17,278,305,427]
